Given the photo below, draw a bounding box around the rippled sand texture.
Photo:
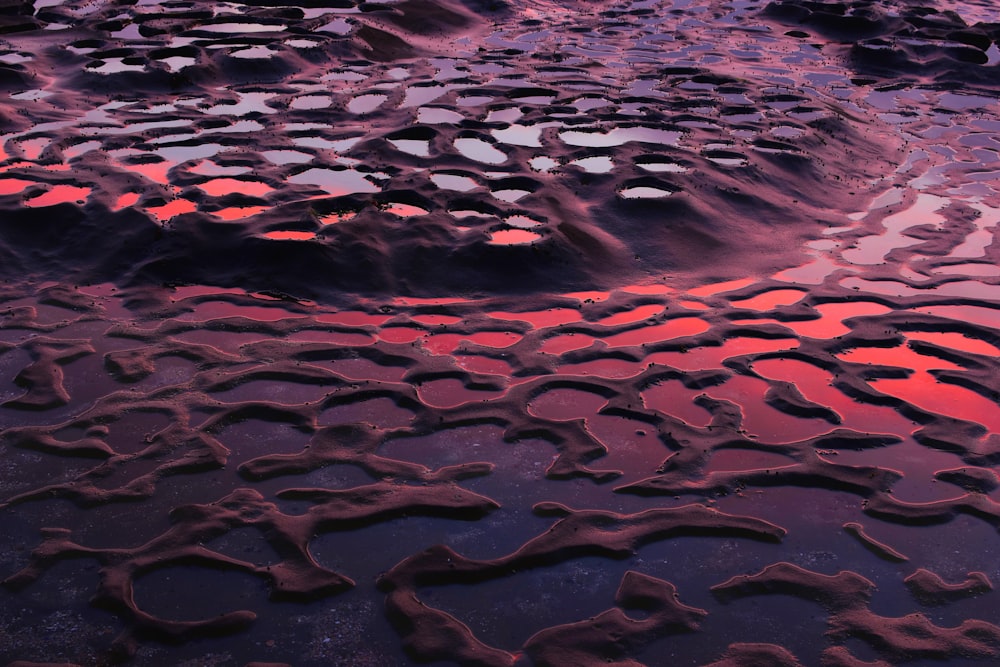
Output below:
[2,0,1000,665]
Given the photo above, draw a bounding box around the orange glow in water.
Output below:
[24,184,91,207]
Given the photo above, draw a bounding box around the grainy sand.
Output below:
[1,0,999,664]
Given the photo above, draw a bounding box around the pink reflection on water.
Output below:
[198,178,274,198]
[752,356,916,437]
[214,206,268,220]
[729,289,807,311]
[488,229,541,245]
[317,312,394,327]
[417,379,505,408]
[538,333,597,355]
[602,317,710,347]
[701,374,832,443]
[178,301,303,322]
[488,308,584,328]
[147,198,197,222]
[771,301,893,339]
[528,388,607,421]
[377,327,425,344]
[913,305,1000,331]
[835,345,965,373]
[869,377,1000,433]
[596,304,664,326]
[262,231,316,240]
[285,330,374,346]
[687,277,755,297]
[0,178,36,195]
[905,331,1000,357]
[114,192,141,210]
[24,184,90,207]
[454,355,514,376]
[411,314,462,326]
[648,337,799,370]
[640,380,713,427]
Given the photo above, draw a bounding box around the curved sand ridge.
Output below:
[1,0,1000,665]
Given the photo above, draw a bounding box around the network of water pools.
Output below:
[1,0,1000,665]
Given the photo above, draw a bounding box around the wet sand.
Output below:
[1,0,1000,665]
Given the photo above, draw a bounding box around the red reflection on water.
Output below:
[621,284,673,295]
[147,198,197,222]
[775,301,893,339]
[317,312,394,327]
[488,308,584,328]
[687,278,755,297]
[383,203,428,217]
[319,211,357,225]
[214,206,268,220]
[528,387,607,421]
[417,379,505,408]
[125,161,173,185]
[564,290,611,302]
[286,330,374,346]
[646,336,799,370]
[329,358,407,382]
[752,356,920,437]
[262,231,316,240]
[835,345,964,373]
[558,357,643,378]
[913,305,1000,331]
[114,192,141,210]
[0,178,36,195]
[603,317,709,347]
[198,178,274,197]
[24,184,91,207]
[466,331,522,348]
[905,331,1000,357]
[179,301,303,322]
[538,333,597,355]
[454,355,514,376]
[597,304,665,326]
[701,374,831,443]
[488,229,541,245]
[377,327,425,344]
[640,380,713,427]
[411,314,462,326]
[869,377,1000,433]
[679,300,711,311]
[730,289,807,311]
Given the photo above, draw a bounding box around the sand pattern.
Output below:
[1,0,1000,665]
